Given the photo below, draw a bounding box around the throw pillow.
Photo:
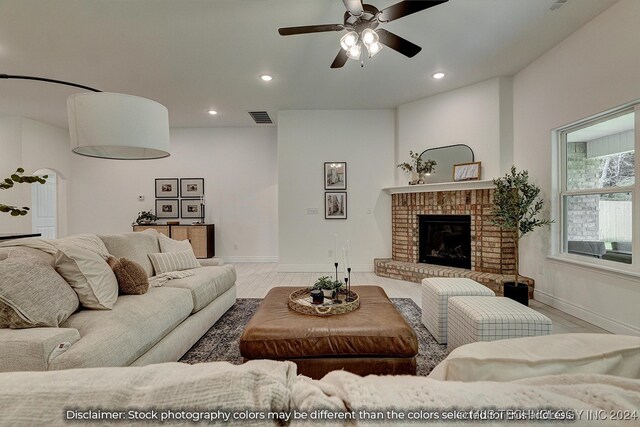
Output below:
[55,234,111,260]
[54,245,118,310]
[0,255,79,328]
[107,257,149,295]
[148,251,200,275]
[158,232,197,255]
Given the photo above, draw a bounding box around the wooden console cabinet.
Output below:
[132,224,215,258]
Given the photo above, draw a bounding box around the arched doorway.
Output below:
[31,168,65,239]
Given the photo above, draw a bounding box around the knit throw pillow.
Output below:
[107,257,149,295]
[0,253,79,328]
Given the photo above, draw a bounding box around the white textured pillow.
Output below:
[54,245,118,310]
[158,233,196,254]
[428,333,640,382]
[148,251,200,275]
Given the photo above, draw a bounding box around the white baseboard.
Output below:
[277,264,374,273]
[534,289,639,335]
[223,256,278,263]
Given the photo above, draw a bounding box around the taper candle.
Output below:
[342,248,348,277]
[334,234,338,263]
[346,240,351,270]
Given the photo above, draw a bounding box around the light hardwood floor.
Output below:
[234,262,609,335]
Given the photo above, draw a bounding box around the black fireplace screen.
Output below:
[419,214,471,269]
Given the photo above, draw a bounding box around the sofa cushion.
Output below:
[99,229,160,277]
[164,265,236,313]
[148,251,200,275]
[0,327,81,372]
[54,245,118,310]
[428,333,640,382]
[49,287,193,370]
[158,232,196,256]
[0,255,79,328]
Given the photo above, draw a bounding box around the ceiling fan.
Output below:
[278,0,449,68]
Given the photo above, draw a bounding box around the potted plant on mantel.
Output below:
[491,166,553,305]
[397,151,437,185]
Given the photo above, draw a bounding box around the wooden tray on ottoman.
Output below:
[240,286,418,379]
[288,288,359,316]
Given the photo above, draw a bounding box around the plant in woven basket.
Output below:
[311,276,343,297]
[0,168,47,216]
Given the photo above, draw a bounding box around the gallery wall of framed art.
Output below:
[154,177,205,221]
[324,162,347,220]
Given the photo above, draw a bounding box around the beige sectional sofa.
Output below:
[0,231,236,372]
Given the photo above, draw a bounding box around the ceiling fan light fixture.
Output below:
[366,41,383,57]
[346,43,362,60]
[340,31,359,51]
[361,28,379,46]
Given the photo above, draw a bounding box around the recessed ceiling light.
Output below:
[432,72,446,79]
[260,74,273,82]
[208,110,218,115]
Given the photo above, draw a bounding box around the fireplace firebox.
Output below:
[419,214,471,269]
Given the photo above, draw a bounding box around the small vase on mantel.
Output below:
[410,172,419,185]
[417,173,427,185]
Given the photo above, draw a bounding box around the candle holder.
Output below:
[343,277,349,302]
[346,267,353,302]
[334,262,339,282]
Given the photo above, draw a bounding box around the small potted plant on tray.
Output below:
[311,276,344,299]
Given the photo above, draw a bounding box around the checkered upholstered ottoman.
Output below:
[421,278,495,344]
[447,296,552,350]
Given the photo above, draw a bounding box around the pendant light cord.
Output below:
[0,74,101,92]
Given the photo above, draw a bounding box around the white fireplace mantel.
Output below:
[383,179,495,195]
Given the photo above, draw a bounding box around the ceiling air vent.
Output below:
[550,0,569,11]
[248,111,272,124]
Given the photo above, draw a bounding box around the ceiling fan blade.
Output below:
[378,0,448,23]
[278,24,343,36]
[376,29,422,58]
[342,0,364,16]
[330,49,348,69]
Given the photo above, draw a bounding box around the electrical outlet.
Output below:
[537,264,544,276]
[328,249,334,258]
[366,208,372,214]
[233,244,238,250]
[307,208,319,215]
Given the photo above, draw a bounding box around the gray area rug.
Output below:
[180,298,449,376]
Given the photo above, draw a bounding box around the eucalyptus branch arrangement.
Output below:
[397,151,437,183]
[0,168,48,216]
[491,166,553,286]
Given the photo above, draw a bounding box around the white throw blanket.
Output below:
[148,270,195,287]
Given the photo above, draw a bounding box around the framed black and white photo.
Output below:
[453,161,481,182]
[325,192,347,219]
[155,178,179,198]
[181,199,204,219]
[155,199,179,219]
[324,162,347,190]
[180,178,204,198]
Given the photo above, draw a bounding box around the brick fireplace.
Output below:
[375,186,533,295]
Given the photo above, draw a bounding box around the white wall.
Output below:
[0,117,70,235]
[396,77,513,185]
[69,127,278,262]
[513,0,640,335]
[278,110,395,272]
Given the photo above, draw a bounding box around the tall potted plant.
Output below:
[491,166,553,305]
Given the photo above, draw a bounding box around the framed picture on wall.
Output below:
[180,178,204,198]
[155,178,179,198]
[325,192,347,219]
[324,162,347,190]
[155,199,179,219]
[453,161,481,182]
[181,199,204,219]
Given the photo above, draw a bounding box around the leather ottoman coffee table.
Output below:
[239,285,418,379]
